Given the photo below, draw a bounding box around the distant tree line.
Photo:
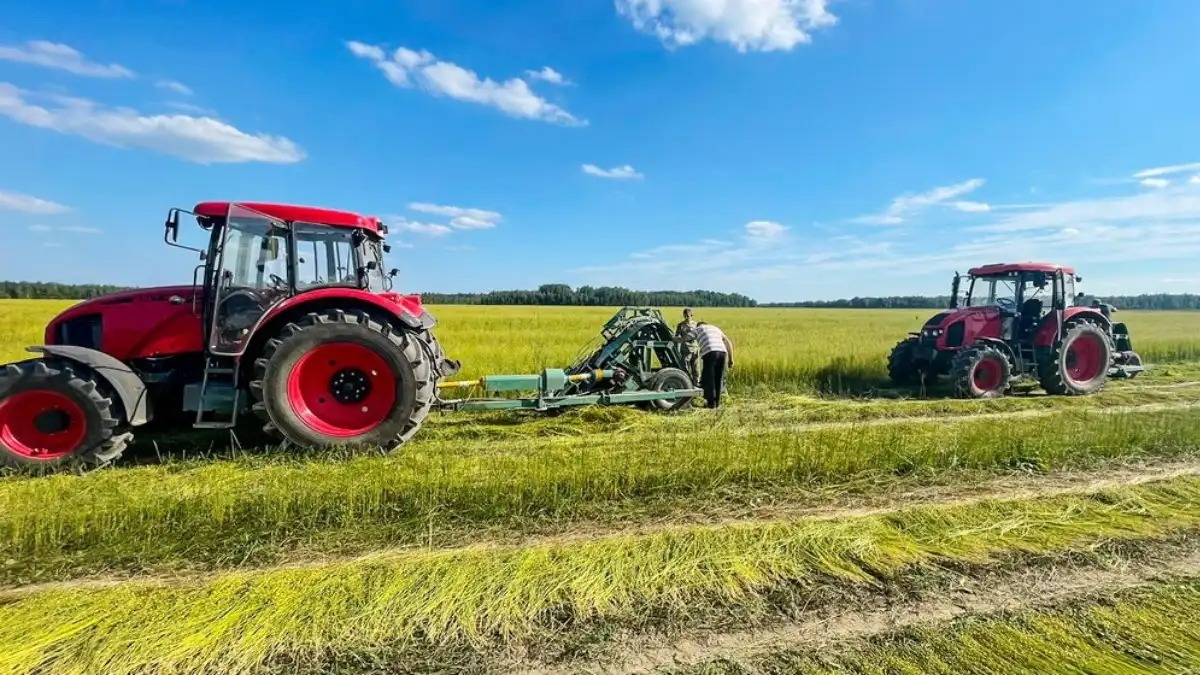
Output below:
[2,280,1197,310]
[422,284,758,307]
[764,296,953,309]
[0,281,129,300]
[764,294,1200,310]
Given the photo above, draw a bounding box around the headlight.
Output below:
[923,327,944,338]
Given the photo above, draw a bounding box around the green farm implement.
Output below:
[435,307,700,412]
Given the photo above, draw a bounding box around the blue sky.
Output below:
[3,0,1200,302]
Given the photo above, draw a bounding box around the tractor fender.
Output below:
[242,293,436,371]
[970,337,1018,367]
[27,345,151,426]
[259,289,434,334]
[1033,308,1111,347]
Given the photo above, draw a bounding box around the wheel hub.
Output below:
[33,410,72,435]
[329,368,372,404]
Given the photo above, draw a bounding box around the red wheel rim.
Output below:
[1067,334,1106,382]
[973,357,1005,392]
[0,390,88,460]
[286,342,397,438]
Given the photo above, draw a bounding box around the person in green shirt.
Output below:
[675,308,699,382]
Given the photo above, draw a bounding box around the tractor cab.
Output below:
[889,262,1143,399]
[166,202,400,357]
[956,263,1078,341]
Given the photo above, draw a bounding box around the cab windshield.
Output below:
[966,275,1019,310]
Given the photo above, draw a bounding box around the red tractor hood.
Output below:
[46,285,205,361]
[57,286,199,317]
[926,306,1001,328]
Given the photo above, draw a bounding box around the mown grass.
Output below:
[3,408,1199,585]
[5,300,1200,393]
[2,475,1198,674]
[685,577,1200,674]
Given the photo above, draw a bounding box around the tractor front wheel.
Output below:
[249,310,438,450]
[1038,321,1112,396]
[887,338,921,386]
[641,367,695,412]
[950,345,1010,399]
[0,360,132,469]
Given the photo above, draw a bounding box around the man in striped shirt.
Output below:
[691,321,734,409]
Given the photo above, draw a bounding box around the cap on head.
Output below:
[683,308,693,317]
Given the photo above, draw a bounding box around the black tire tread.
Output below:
[247,309,440,450]
[0,359,131,468]
[950,344,1010,399]
[1038,320,1112,396]
[887,337,921,385]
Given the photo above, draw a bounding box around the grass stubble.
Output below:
[2,474,1200,674]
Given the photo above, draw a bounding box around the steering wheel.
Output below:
[995,297,1017,312]
[269,273,287,289]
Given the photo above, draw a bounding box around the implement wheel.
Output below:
[641,367,695,412]
[951,345,1010,399]
[1039,321,1112,396]
[249,310,439,450]
[0,360,131,469]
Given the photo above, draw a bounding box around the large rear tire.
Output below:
[249,310,439,450]
[0,360,132,469]
[887,338,921,385]
[1038,321,1112,396]
[641,367,695,412]
[950,345,1010,399]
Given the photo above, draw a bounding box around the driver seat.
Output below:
[1019,298,1043,337]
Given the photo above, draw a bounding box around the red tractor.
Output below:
[0,202,460,468]
[888,262,1143,398]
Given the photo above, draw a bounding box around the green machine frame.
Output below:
[435,307,701,412]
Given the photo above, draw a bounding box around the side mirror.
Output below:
[261,238,280,259]
[164,209,180,243]
[383,244,392,254]
[388,268,399,278]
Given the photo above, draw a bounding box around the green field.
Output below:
[2,299,1200,673]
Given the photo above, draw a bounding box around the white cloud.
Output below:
[582,163,644,180]
[347,42,584,126]
[857,178,986,225]
[449,216,496,230]
[1190,175,1200,185]
[1133,162,1200,179]
[27,223,100,234]
[952,200,991,213]
[744,220,788,239]
[156,79,193,96]
[0,83,304,164]
[408,202,502,229]
[395,220,452,237]
[616,0,838,52]
[569,176,1200,301]
[526,66,570,85]
[1140,177,1170,189]
[0,40,133,78]
[0,189,70,214]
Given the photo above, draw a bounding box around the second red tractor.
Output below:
[889,262,1144,398]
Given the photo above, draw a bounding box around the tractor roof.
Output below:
[193,202,384,236]
[968,262,1076,276]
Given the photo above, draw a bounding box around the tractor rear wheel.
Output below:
[249,310,438,450]
[0,360,132,469]
[887,338,921,385]
[950,345,1010,399]
[1038,321,1112,396]
[642,367,695,412]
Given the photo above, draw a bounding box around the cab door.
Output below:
[205,204,292,357]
